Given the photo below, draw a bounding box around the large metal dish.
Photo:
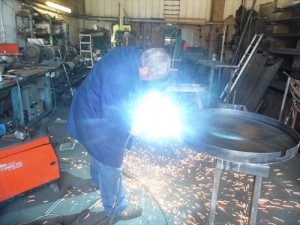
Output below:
[183,108,299,164]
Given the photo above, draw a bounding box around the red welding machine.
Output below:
[0,136,60,202]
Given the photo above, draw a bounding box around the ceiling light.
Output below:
[45,1,71,13]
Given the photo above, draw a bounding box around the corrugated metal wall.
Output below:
[84,0,279,22]
[84,0,213,21]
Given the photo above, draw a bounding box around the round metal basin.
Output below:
[183,108,299,164]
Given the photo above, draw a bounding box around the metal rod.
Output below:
[226,70,234,104]
[220,25,226,62]
[229,34,264,94]
[249,176,263,225]
[58,48,74,96]
[231,0,257,65]
[208,66,215,107]
[279,72,291,121]
[220,34,262,100]
[209,162,222,225]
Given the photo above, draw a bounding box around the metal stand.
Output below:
[197,60,238,106]
[209,159,270,225]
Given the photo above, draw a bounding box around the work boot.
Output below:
[110,206,143,223]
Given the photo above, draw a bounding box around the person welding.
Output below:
[66,46,171,222]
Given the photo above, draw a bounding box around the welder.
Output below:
[66,46,171,222]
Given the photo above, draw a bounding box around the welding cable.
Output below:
[80,173,123,225]
[16,213,64,225]
[122,171,169,225]
[16,187,73,225]
[44,186,73,215]
[108,173,123,225]
[58,48,74,96]
[66,141,130,225]
[72,199,102,225]
[93,216,110,225]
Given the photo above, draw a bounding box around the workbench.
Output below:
[0,66,55,129]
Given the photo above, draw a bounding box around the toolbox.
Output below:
[0,136,60,202]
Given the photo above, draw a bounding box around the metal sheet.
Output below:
[232,53,283,112]
[183,108,299,164]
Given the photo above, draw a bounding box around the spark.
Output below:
[94,133,300,225]
[273,217,285,223]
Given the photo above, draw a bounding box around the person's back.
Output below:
[66,45,141,167]
[66,46,171,223]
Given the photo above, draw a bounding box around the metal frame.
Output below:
[184,108,299,225]
[209,159,270,225]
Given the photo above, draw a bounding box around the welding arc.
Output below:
[122,171,169,225]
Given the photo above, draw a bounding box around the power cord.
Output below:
[16,213,64,225]
[73,199,101,225]
[108,173,122,225]
[122,171,169,225]
[58,48,74,96]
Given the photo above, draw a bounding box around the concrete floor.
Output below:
[0,100,300,225]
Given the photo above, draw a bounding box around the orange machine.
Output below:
[0,136,60,202]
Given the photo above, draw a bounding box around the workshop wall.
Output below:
[80,0,298,55]
[0,0,298,52]
[0,0,21,43]
[83,0,279,22]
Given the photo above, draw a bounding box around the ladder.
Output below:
[79,34,93,68]
[220,33,264,101]
[163,0,180,22]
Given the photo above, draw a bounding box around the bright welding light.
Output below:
[132,91,182,139]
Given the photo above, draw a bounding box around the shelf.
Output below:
[33,15,64,24]
[269,48,300,56]
[274,3,300,13]
[266,17,300,25]
[270,33,300,39]
[278,65,300,73]
[79,34,93,68]
[16,10,68,48]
